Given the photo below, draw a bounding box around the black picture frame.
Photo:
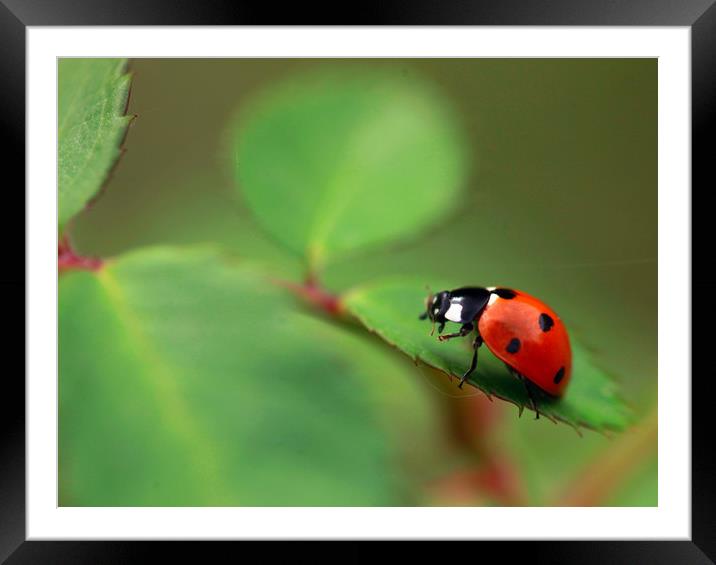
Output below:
[2,1,712,562]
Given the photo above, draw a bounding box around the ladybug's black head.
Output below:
[419,290,451,333]
[428,290,451,322]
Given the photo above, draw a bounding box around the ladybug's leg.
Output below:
[506,366,541,419]
[458,335,483,389]
[521,377,540,420]
[437,322,473,342]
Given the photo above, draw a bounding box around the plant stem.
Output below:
[58,235,103,274]
[272,276,343,317]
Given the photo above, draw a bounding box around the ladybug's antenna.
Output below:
[424,284,433,311]
[423,284,435,334]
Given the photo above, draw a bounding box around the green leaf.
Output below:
[58,58,133,234]
[343,277,632,433]
[232,70,466,270]
[59,248,439,505]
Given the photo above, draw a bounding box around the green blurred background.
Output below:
[71,59,657,506]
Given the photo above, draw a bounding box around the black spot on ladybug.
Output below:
[493,288,516,299]
[506,338,521,354]
[539,313,554,332]
[554,366,565,384]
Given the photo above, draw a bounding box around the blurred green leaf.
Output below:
[58,58,133,234]
[343,278,632,433]
[232,70,466,270]
[59,247,439,506]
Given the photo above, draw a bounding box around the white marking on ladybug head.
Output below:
[486,286,496,291]
[444,302,463,322]
[487,293,499,306]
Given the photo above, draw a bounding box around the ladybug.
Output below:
[419,287,572,416]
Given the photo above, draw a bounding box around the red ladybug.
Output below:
[420,287,572,416]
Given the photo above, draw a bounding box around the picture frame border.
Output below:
[3,0,711,561]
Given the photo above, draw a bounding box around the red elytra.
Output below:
[477,290,572,397]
